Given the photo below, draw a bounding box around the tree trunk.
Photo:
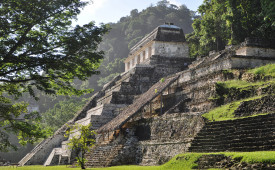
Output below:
[230,0,237,44]
[81,151,86,169]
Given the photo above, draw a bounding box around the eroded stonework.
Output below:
[19,25,275,168]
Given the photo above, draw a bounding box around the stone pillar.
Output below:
[137,55,140,64]
[148,46,152,58]
[142,51,146,61]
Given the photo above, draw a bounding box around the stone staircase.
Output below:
[18,139,47,166]
[32,66,157,166]
[85,144,124,167]
[18,130,66,166]
[96,66,156,106]
[189,113,275,152]
[43,148,62,166]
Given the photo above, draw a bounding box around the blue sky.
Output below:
[75,0,204,25]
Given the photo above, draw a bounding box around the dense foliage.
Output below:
[41,97,88,132]
[187,0,275,57]
[0,0,108,151]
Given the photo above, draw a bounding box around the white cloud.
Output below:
[168,0,182,7]
[87,0,109,15]
[74,0,109,25]
[81,0,108,15]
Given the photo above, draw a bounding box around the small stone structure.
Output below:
[124,23,189,72]
[19,24,275,167]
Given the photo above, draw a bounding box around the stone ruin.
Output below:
[18,24,275,168]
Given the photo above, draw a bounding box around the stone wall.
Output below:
[152,41,188,57]
[131,113,205,165]
[234,95,275,117]
[230,56,274,69]
[148,55,193,78]
[92,113,205,167]
[236,46,275,57]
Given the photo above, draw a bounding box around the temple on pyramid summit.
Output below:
[19,23,275,168]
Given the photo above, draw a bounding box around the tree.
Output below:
[157,0,169,8]
[261,0,275,26]
[0,96,50,151]
[0,0,109,151]
[187,0,275,58]
[65,123,96,169]
[42,97,88,132]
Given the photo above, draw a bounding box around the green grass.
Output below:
[207,65,275,122]
[162,153,202,170]
[203,95,265,121]
[223,151,275,164]
[217,79,269,89]
[215,64,275,98]
[3,151,275,170]
[0,165,162,170]
[248,63,275,77]
[1,165,71,170]
[219,64,275,90]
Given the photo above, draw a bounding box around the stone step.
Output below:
[192,133,274,142]
[193,132,274,140]
[202,123,273,131]
[189,113,275,152]
[85,144,125,167]
[193,134,272,142]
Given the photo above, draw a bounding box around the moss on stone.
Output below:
[248,63,275,77]
[203,96,266,121]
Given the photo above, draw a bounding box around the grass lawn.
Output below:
[0,165,163,170]
[2,151,275,170]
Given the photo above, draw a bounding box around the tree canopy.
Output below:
[187,0,275,57]
[0,0,108,151]
[41,97,88,133]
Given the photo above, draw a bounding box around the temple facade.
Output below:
[124,23,189,72]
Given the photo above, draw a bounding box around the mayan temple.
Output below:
[19,24,275,169]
